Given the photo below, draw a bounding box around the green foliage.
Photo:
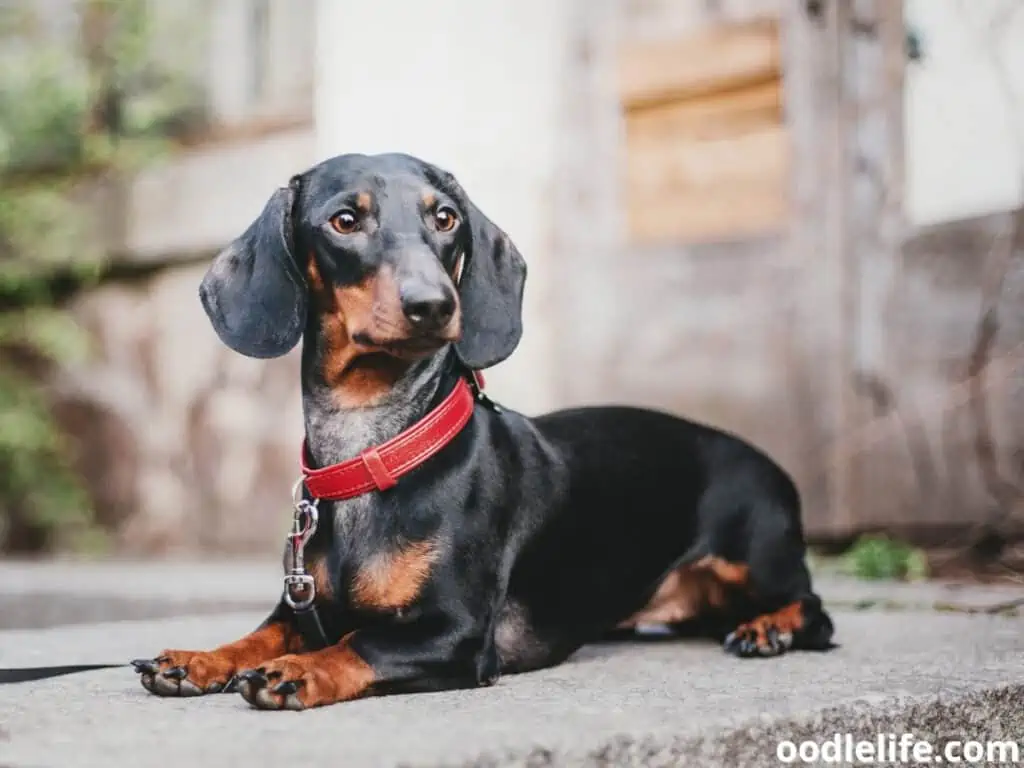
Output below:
[0,0,197,551]
[843,534,930,582]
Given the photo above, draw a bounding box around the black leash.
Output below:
[0,663,125,684]
[293,604,329,651]
[1,478,335,687]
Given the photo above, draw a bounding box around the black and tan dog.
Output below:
[132,153,834,710]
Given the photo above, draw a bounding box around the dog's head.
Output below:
[199,153,527,378]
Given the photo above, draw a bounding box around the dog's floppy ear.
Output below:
[452,193,527,370]
[199,179,307,359]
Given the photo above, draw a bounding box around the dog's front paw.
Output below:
[131,649,238,696]
[235,655,326,711]
[236,645,374,711]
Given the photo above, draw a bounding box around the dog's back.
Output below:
[492,403,832,670]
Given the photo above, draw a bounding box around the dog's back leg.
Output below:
[712,497,835,657]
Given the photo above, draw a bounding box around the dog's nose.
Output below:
[400,287,456,332]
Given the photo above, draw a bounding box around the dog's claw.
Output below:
[237,669,267,689]
[272,680,301,695]
[223,675,240,693]
[130,659,159,674]
[723,632,743,655]
[163,666,187,680]
[723,631,759,658]
[724,624,791,658]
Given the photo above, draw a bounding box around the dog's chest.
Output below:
[288,497,440,616]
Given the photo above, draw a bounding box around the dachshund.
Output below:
[132,152,834,710]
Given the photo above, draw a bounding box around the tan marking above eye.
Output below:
[330,210,359,235]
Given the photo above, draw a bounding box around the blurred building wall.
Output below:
[313,0,572,417]
[54,0,577,553]
[868,0,1024,538]
[57,0,319,553]
[47,0,1024,553]
[544,0,1023,540]
[905,0,1024,226]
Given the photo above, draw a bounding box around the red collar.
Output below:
[300,373,483,501]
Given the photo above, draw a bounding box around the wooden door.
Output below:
[553,6,844,538]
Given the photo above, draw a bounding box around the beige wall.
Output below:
[119,128,316,261]
[314,0,575,416]
[52,0,1022,552]
[905,0,1024,226]
[203,0,315,126]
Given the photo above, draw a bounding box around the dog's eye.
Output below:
[329,210,359,234]
[433,206,458,233]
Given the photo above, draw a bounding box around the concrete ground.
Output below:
[1,560,1023,767]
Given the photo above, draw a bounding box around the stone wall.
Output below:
[46,121,318,554]
[54,262,303,554]
[852,211,1024,536]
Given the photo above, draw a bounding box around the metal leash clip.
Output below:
[283,478,319,610]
